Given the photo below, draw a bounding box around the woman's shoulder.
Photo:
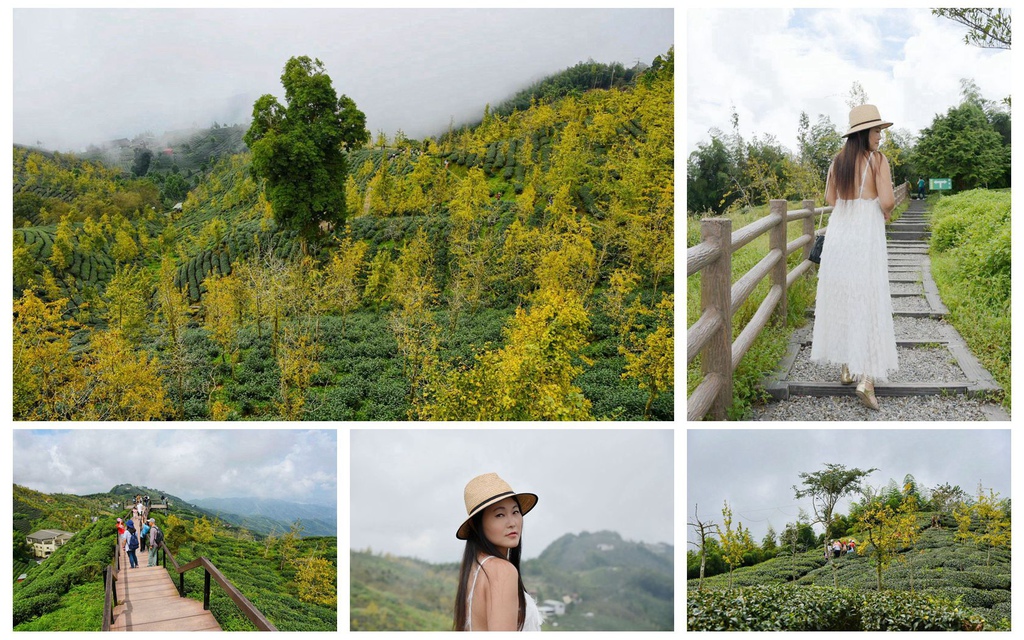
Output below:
[478,556,519,582]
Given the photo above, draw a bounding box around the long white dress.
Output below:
[810,152,899,381]
[466,556,542,631]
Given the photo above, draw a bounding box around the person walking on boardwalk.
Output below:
[126,524,140,568]
[140,518,150,553]
[147,518,163,567]
[917,177,926,199]
[810,104,899,410]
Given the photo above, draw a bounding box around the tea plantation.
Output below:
[688,520,1009,631]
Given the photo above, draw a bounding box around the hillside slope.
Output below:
[12,485,337,631]
[688,521,1010,629]
[13,49,674,422]
[351,530,673,631]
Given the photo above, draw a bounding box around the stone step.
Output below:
[887,232,931,241]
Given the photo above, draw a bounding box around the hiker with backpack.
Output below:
[126,524,140,568]
[140,519,150,552]
[147,518,164,567]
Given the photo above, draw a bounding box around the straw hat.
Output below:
[456,473,538,540]
[844,104,892,137]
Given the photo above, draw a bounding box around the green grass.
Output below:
[687,201,818,419]
[926,189,1010,410]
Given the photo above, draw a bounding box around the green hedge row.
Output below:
[688,584,985,631]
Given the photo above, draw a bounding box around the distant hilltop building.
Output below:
[596,543,615,551]
[27,529,74,559]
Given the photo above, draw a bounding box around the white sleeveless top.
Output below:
[466,556,542,631]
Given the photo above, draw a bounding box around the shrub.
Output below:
[688,584,985,631]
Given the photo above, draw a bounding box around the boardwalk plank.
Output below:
[110,549,222,632]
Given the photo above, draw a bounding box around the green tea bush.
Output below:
[688,584,985,631]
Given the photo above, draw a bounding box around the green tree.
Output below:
[155,254,189,347]
[686,135,735,215]
[716,501,753,590]
[13,289,88,419]
[131,147,152,177]
[85,328,171,421]
[49,215,75,271]
[419,286,592,421]
[913,101,1007,190]
[388,230,438,351]
[104,264,153,345]
[244,56,369,242]
[794,463,876,588]
[277,327,320,420]
[855,494,920,591]
[295,555,337,606]
[203,272,246,375]
[933,8,1011,49]
[325,238,369,336]
[13,233,39,291]
[955,485,1011,566]
[687,504,717,590]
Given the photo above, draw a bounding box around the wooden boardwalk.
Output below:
[110,548,222,632]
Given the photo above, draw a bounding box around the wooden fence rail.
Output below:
[687,183,908,420]
[164,544,278,631]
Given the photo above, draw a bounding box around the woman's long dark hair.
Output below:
[832,129,872,200]
[453,500,526,631]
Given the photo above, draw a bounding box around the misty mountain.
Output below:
[351,529,673,631]
[191,496,336,537]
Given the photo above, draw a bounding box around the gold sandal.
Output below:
[856,376,879,411]
[840,364,855,385]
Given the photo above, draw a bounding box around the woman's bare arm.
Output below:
[875,154,895,220]
[482,559,520,631]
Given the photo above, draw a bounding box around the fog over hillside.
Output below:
[13,8,674,152]
[13,430,337,507]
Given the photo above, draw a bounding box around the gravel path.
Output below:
[890,282,924,295]
[787,345,967,383]
[740,201,1008,421]
[751,394,997,421]
[891,296,932,313]
[892,316,951,340]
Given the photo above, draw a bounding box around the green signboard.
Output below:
[929,178,952,190]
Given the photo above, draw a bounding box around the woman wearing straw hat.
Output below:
[453,473,542,631]
[810,104,899,410]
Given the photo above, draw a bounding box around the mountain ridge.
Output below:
[351,528,673,631]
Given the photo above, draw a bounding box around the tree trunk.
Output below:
[698,549,706,590]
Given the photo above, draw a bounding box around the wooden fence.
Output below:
[163,543,278,631]
[687,183,908,420]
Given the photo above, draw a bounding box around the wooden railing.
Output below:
[687,183,908,420]
[163,544,278,631]
[101,536,121,631]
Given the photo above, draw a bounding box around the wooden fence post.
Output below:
[769,200,788,324]
[700,217,732,420]
[802,199,816,263]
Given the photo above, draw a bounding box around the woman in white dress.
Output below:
[811,104,899,410]
[454,473,542,631]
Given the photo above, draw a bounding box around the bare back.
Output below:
[467,555,520,631]
[826,151,896,215]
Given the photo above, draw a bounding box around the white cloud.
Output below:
[687,8,1011,155]
[13,430,337,505]
[350,429,674,563]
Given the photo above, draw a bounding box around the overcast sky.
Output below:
[11,7,674,153]
[687,429,1011,546]
[687,8,1012,155]
[350,429,673,563]
[12,429,337,506]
